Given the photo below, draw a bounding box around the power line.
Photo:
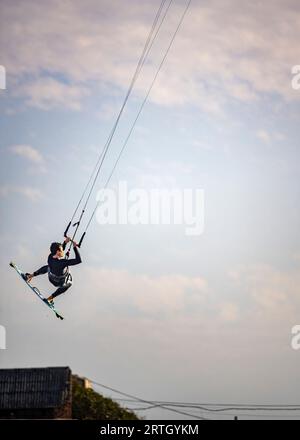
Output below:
[128,405,300,419]
[89,378,208,420]
[114,398,300,411]
[88,379,300,420]
[113,398,300,420]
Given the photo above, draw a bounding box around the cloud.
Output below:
[79,266,208,319]
[256,129,287,146]
[71,260,300,330]
[228,263,300,323]
[10,144,44,164]
[0,185,43,202]
[10,144,47,173]
[14,78,90,111]
[0,0,299,113]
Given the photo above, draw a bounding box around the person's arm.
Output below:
[66,243,82,266]
[33,265,48,276]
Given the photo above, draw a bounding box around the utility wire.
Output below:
[114,398,300,411]
[89,379,300,420]
[114,398,300,418]
[128,405,300,419]
[89,378,208,420]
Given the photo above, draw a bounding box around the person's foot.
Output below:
[46,296,54,306]
[22,273,33,283]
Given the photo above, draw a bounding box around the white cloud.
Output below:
[10,144,44,164]
[10,144,47,173]
[15,78,89,111]
[73,260,300,330]
[79,266,208,318]
[0,0,299,113]
[256,129,287,146]
[0,185,43,202]
[228,263,300,323]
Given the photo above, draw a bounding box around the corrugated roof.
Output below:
[0,367,71,410]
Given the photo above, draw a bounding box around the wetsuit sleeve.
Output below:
[66,246,82,266]
[33,265,48,276]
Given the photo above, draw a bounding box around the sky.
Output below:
[1,0,300,420]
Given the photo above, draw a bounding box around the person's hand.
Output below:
[72,241,78,248]
[64,236,71,243]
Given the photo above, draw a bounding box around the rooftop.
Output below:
[0,367,71,410]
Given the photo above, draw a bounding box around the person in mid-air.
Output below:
[24,236,82,305]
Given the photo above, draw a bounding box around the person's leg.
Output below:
[23,265,48,283]
[47,276,72,303]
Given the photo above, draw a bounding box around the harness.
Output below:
[48,267,71,285]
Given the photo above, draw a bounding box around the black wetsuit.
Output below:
[33,242,82,299]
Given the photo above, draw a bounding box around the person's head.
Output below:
[50,242,64,258]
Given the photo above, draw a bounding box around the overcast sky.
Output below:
[1,0,300,420]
